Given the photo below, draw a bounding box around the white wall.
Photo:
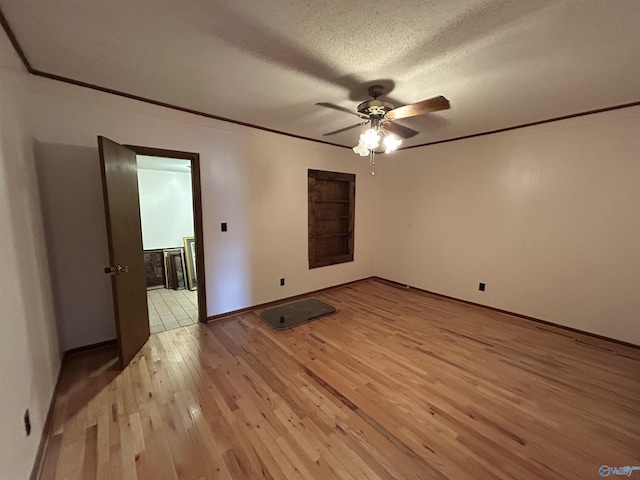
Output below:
[0,34,61,480]
[137,167,195,250]
[375,106,640,345]
[29,72,377,349]
[35,142,116,351]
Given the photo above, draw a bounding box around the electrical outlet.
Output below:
[280,278,285,286]
[24,409,31,436]
[221,222,227,232]
[479,282,486,291]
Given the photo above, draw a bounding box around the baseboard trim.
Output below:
[206,277,375,322]
[64,339,117,358]
[373,276,640,351]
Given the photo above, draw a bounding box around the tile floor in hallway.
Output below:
[147,287,198,333]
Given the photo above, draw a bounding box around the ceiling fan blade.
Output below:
[322,122,368,136]
[316,102,369,119]
[385,96,450,121]
[381,120,419,139]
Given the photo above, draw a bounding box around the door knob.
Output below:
[104,264,129,275]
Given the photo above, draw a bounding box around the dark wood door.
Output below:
[98,136,149,368]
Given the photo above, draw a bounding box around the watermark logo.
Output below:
[600,465,640,477]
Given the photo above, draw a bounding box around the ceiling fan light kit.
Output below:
[352,126,402,155]
[317,85,451,172]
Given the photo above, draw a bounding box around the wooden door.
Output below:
[98,136,149,368]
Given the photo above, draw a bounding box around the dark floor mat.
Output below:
[259,298,336,330]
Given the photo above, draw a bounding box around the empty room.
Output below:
[0,1,638,479]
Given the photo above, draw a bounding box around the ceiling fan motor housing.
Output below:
[357,99,395,117]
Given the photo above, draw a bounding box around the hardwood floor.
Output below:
[39,280,640,479]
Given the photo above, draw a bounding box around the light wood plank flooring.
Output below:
[148,288,198,333]
[40,279,640,479]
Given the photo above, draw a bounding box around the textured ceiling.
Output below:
[2,0,639,148]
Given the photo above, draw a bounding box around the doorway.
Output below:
[99,138,207,367]
[128,145,207,332]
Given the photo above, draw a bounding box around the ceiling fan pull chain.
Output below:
[369,150,376,176]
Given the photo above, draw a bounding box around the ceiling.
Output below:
[1,0,639,149]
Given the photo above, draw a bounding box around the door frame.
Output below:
[127,144,208,323]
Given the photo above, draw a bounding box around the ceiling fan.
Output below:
[316,85,450,156]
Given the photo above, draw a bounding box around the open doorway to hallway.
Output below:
[136,155,198,333]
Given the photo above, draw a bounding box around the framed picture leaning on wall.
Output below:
[143,249,165,288]
[183,236,197,290]
[164,248,186,290]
